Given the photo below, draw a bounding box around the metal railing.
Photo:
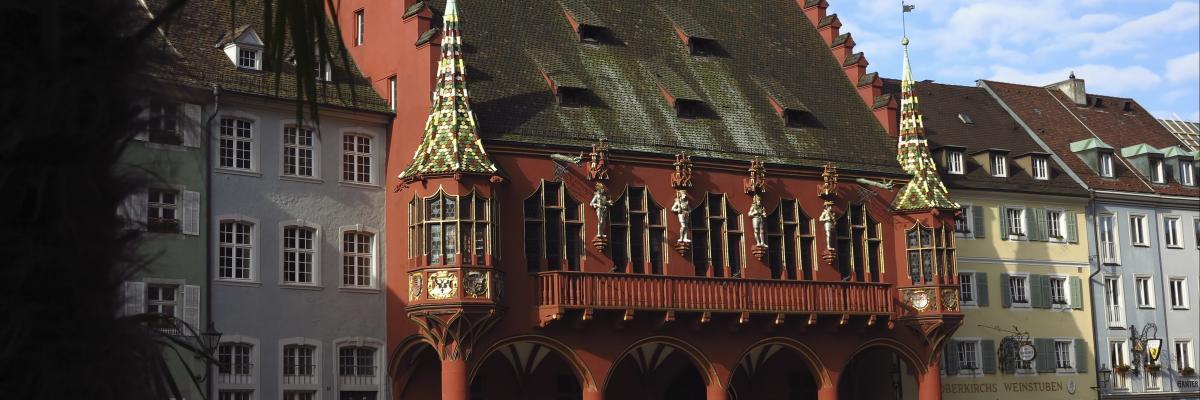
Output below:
[216,364,254,385]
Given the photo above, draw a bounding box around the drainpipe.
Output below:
[1087,189,1103,400]
[203,83,220,400]
[1151,205,1172,394]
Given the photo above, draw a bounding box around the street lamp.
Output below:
[1095,363,1112,398]
[200,322,223,354]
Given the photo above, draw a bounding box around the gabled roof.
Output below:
[559,0,608,29]
[658,5,714,41]
[753,75,809,114]
[422,0,900,174]
[984,80,1198,196]
[1120,143,1164,158]
[1068,138,1113,152]
[1161,145,1193,159]
[141,0,388,113]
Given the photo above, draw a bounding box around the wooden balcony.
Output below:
[535,271,895,326]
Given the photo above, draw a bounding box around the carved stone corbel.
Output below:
[409,308,499,361]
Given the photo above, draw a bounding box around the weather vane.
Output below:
[901,1,915,45]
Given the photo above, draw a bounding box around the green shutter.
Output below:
[1000,209,1010,241]
[973,206,986,238]
[1066,211,1078,243]
[976,272,990,307]
[944,340,960,376]
[1001,273,1012,307]
[1031,274,1048,308]
[1035,338,1056,373]
[1075,339,1088,372]
[981,340,997,374]
[1070,276,1083,310]
[1025,208,1040,241]
[1034,208,1049,241]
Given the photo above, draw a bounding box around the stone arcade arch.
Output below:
[838,339,925,400]
[392,336,441,400]
[604,337,721,400]
[727,338,831,400]
[468,335,597,400]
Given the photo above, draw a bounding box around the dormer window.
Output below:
[220,26,265,71]
[990,153,1008,177]
[354,9,365,46]
[1099,152,1114,177]
[1151,158,1166,183]
[646,61,715,120]
[559,0,613,44]
[237,48,259,69]
[958,113,974,126]
[753,76,811,129]
[659,6,721,57]
[947,150,964,175]
[1181,160,1195,186]
[1032,156,1049,180]
[527,49,592,108]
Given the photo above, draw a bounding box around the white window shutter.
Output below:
[123,281,146,316]
[181,103,203,148]
[119,189,148,231]
[181,190,201,236]
[134,99,149,141]
[182,285,201,329]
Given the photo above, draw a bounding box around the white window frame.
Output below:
[216,112,260,174]
[990,153,1008,177]
[1151,158,1166,183]
[1163,216,1182,248]
[145,283,180,316]
[948,150,964,175]
[1181,160,1196,186]
[954,204,974,238]
[332,337,385,394]
[1109,340,1130,391]
[281,122,319,180]
[1174,339,1194,371]
[1054,338,1077,374]
[1129,214,1148,247]
[1005,206,1026,239]
[279,337,322,396]
[339,225,379,291]
[1032,156,1050,180]
[280,220,322,288]
[1009,273,1032,308]
[354,9,365,46]
[1099,213,1120,264]
[1170,277,1190,310]
[1135,275,1155,309]
[340,129,378,186]
[1145,366,1163,391]
[958,271,977,307]
[237,47,261,70]
[1104,275,1125,327]
[1046,208,1066,242]
[387,76,397,111]
[215,335,261,390]
[1049,275,1070,308]
[215,215,259,284]
[956,338,984,376]
[1099,152,1114,178]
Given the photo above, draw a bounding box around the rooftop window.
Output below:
[958,113,974,125]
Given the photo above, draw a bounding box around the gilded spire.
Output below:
[891,19,958,212]
[398,0,501,181]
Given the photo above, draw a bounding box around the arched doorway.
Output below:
[394,341,440,400]
[838,344,920,400]
[728,341,824,400]
[605,340,714,400]
[470,340,587,400]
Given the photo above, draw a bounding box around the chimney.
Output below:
[1048,72,1087,106]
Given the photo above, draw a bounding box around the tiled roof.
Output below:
[817,14,838,28]
[881,79,1087,197]
[424,0,902,175]
[842,52,863,67]
[858,72,878,87]
[832,33,851,47]
[984,80,1199,196]
[142,0,389,113]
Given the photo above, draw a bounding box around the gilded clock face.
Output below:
[911,291,930,311]
[427,271,457,300]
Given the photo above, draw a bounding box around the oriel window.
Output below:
[412,191,493,267]
[906,223,955,285]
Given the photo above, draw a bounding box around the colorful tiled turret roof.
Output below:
[398,0,500,181]
[891,37,958,212]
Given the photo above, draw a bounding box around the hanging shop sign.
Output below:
[1018,343,1037,362]
[1146,338,1162,363]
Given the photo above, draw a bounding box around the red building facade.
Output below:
[331,0,962,398]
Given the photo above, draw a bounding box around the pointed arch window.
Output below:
[690,194,743,278]
[836,204,883,282]
[906,223,956,285]
[609,187,667,274]
[408,191,492,267]
[524,181,584,272]
[765,199,816,280]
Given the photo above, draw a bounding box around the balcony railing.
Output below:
[283,370,317,385]
[536,271,893,315]
[338,368,377,386]
[217,367,254,385]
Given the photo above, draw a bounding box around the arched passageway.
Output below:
[395,342,441,400]
[605,341,713,400]
[728,342,822,400]
[470,341,585,400]
[837,346,919,400]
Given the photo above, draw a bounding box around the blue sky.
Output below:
[829,0,1200,121]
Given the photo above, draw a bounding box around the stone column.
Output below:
[706,384,729,400]
[582,389,604,400]
[441,357,469,400]
[817,385,838,400]
[918,358,942,400]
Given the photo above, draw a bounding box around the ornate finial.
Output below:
[1069,70,1076,80]
[743,156,766,195]
[397,0,501,182]
[671,152,694,189]
[819,162,839,200]
[587,138,610,182]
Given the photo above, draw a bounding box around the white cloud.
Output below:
[990,64,1162,95]
[1166,52,1200,83]
[1080,2,1200,58]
